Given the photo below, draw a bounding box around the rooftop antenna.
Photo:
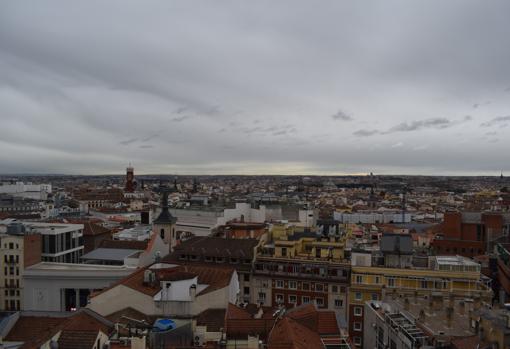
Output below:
[401,184,408,224]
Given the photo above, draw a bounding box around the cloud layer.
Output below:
[0,0,510,175]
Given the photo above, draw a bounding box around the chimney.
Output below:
[446,306,454,328]
[449,292,455,307]
[474,295,481,311]
[431,293,443,311]
[419,309,426,322]
[404,297,410,311]
[458,301,465,315]
[190,284,197,301]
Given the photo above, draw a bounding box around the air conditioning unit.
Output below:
[194,334,204,347]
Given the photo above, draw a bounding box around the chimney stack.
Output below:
[459,301,465,315]
[419,309,426,322]
[446,306,454,328]
[189,284,197,301]
[474,295,481,311]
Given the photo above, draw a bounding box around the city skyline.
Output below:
[1,1,510,175]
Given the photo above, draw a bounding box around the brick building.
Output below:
[431,211,510,257]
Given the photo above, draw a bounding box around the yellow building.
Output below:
[270,223,346,261]
[348,255,492,347]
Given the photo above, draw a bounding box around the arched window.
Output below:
[160,229,165,240]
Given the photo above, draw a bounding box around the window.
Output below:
[289,281,297,289]
[371,293,379,301]
[243,287,250,295]
[316,298,324,307]
[421,280,428,289]
[275,294,284,304]
[244,274,250,282]
[355,292,362,301]
[258,292,266,302]
[354,322,362,331]
[204,256,212,262]
[354,306,363,316]
[332,285,338,293]
[289,295,297,304]
[355,275,363,284]
[375,276,380,284]
[281,247,287,257]
[302,296,311,304]
[388,278,395,287]
[275,280,284,288]
[160,229,165,240]
[353,337,361,346]
[315,284,323,292]
[302,282,310,291]
[334,299,343,308]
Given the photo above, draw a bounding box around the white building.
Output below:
[0,220,84,263]
[88,263,239,318]
[0,182,52,200]
[23,262,133,311]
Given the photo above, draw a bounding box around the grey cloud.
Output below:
[385,117,452,133]
[1,1,510,175]
[353,129,379,137]
[119,138,138,145]
[174,107,187,114]
[331,109,353,121]
[139,144,154,149]
[171,115,191,122]
[481,116,510,127]
[141,134,159,142]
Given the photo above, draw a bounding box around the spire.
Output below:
[154,185,177,224]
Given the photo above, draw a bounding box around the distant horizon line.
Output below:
[0,172,507,178]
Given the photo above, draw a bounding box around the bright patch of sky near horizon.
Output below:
[0,1,510,175]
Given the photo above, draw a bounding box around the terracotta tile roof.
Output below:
[92,263,235,299]
[268,317,324,349]
[99,239,148,250]
[106,307,157,325]
[196,309,226,332]
[82,222,112,236]
[164,236,259,260]
[5,316,68,343]
[225,303,276,340]
[283,304,339,335]
[5,310,113,349]
[58,330,99,349]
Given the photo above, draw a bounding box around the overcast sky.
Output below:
[1,1,510,175]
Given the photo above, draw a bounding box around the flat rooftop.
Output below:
[381,295,477,338]
[81,248,141,261]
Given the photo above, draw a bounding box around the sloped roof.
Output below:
[165,236,259,260]
[196,309,226,332]
[92,263,235,299]
[5,309,113,349]
[268,317,323,349]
